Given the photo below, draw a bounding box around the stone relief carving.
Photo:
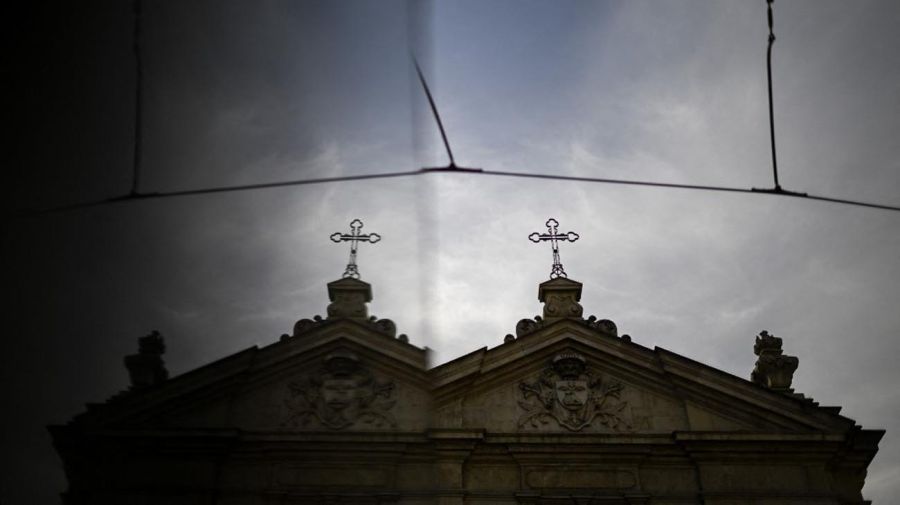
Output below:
[518,352,630,432]
[327,290,369,319]
[543,293,583,318]
[283,350,396,429]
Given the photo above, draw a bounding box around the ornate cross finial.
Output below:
[330,219,381,279]
[529,218,579,279]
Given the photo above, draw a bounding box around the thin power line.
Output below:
[765,0,780,191]
[131,0,143,196]
[13,2,899,217]
[13,168,900,217]
[15,171,421,215]
[413,58,457,168]
[480,170,900,212]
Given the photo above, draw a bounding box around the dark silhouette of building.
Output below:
[50,276,883,504]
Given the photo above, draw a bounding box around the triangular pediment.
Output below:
[69,315,855,438]
[70,319,429,433]
[430,318,855,434]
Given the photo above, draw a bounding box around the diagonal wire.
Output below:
[765,0,780,191]
[131,0,144,196]
[478,170,900,212]
[413,56,468,170]
[12,170,421,216]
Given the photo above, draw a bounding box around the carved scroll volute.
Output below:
[543,293,583,318]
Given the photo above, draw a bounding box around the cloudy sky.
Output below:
[5,1,899,503]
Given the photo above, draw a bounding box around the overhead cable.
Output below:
[14,168,900,217]
[765,0,780,191]
[131,0,144,196]
[13,2,898,217]
[413,57,457,169]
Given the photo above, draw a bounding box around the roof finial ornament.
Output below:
[529,218,579,279]
[124,330,168,389]
[751,330,799,392]
[330,219,381,279]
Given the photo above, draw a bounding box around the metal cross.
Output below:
[529,218,579,279]
[330,219,381,279]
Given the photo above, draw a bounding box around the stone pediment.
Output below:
[72,298,854,437]
[68,323,429,433]
[430,318,857,435]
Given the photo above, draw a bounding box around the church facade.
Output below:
[51,274,884,504]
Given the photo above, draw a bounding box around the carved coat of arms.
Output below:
[283,350,396,429]
[518,352,630,432]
